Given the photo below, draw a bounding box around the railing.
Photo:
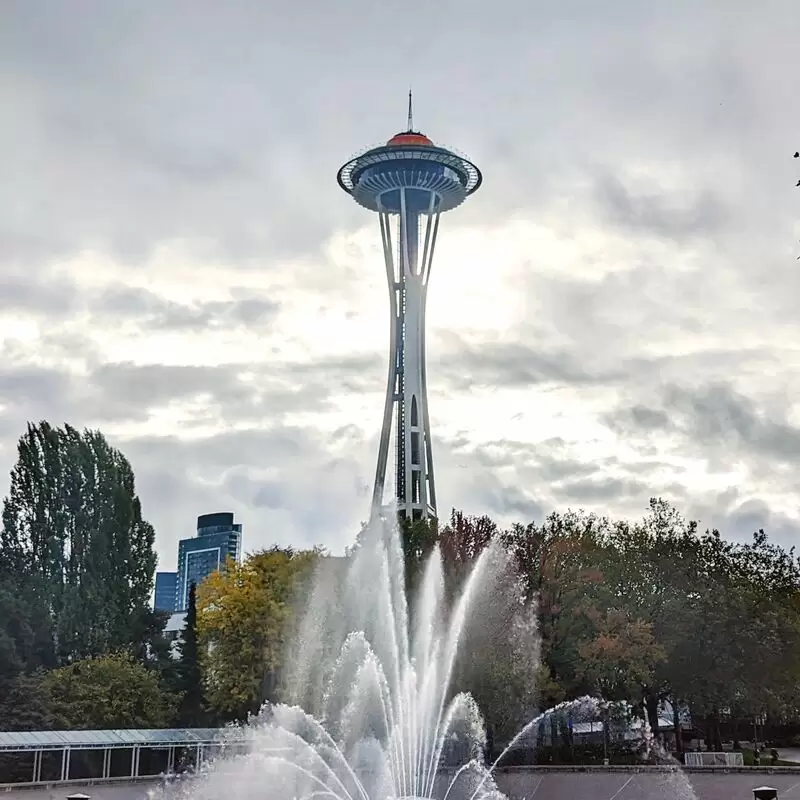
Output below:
[0,730,249,788]
[685,751,745,767]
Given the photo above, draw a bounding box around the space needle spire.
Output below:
[337,104,482,522]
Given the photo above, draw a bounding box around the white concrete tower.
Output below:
[337,96,482,522]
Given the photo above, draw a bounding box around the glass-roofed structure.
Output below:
[0,727,248,787]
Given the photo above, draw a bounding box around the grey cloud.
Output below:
[686,496,800,551]
[435,309,779,396]
[0,351,380,452]
[88,363,250,410]
[0,365,88,457]
[665,384,778,446]
[484,485,545,522]
[604,404,673,435]
[0,275,78,315]
[450,436,605,485]
[0,3,365,267]
[116,426,376,559]
[434,427,705,528]
[0,364,71,402]
[606,383,800,465]
[626,405,671,431]
[434,339,626,391]
[83,359,375,424]
[668,384,800,467]
[553,476,659,504]
[592,173,729,239]
[4,0,789,271]
[251,480,285,510]
[452,476,545,524]
[0,365,81,431]
[93,286,280,331]
[0,275,282,335]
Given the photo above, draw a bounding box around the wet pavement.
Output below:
[4,770,800,800]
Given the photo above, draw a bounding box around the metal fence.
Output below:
[684,752,745,767]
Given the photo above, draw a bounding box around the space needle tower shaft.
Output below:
[337,95,482,521]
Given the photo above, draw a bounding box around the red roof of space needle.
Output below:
[386,131,434,147]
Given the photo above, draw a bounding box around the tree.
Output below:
[130,606,173,669]
[0,422,157,667]
[399,515,438,599]
[730,529,800,723]
[584,500,800,749]
[595,499,701,738]
[433,511,537,743]
[197,547,318,721]
[176,583,206,726]
[455,559,540,743]
[0,579,53,683]
[439,509,498,596]
[40,652,177,729]
[0,672,55,731]
[578,607,665,700]
[672,527,800,749]
[503,510,607,706]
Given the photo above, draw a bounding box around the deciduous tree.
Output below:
[503,510,607,705]
[0,422,157,667]
[197,547,318,720]
[41,652,176,729]
[578,607,665,700]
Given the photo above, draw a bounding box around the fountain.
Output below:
[167,517,691,800]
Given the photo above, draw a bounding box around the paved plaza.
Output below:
[497,770,800,798]
[4,771,800,800]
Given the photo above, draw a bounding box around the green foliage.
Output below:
[578,607,666,700]
[2,429,799,746]
[0,578,53,681]
[394,500,800,746]
[399,514,438,597]
[439,510,498,594]
[40,652,177,729]
[0,422,158,669]
[197,547,319,720]
[430,510,538,740]
[503,509,608,704]
[0,672,55,731]
[175,583,207,725]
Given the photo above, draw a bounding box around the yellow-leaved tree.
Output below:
[196,546,319,721]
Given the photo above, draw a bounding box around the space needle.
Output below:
[337,95,482,522]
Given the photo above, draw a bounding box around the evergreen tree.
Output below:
[176,583,206,726]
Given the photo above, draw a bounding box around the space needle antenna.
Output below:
[407,89,413,132]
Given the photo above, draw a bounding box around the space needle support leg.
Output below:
[371,210,398,519]
[420,210,440,515]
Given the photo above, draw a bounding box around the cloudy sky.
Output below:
[2,1,800,568]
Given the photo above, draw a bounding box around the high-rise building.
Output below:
[337,94,482,522]
[175,512,242,611]
[154,571,178,612]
